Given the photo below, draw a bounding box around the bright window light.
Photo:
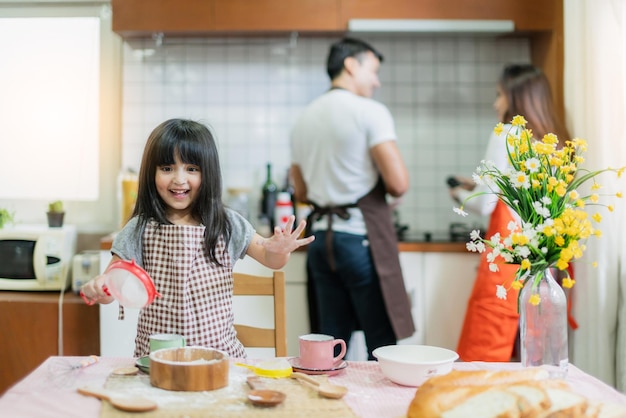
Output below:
[0,17,100,200]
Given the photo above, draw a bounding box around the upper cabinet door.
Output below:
[112,0,215,36]
[213,0,340,32]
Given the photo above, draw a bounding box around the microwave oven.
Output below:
[0,224,77,291]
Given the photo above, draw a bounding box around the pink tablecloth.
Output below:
[1,357,625,418]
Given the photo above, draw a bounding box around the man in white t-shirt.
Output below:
[290,38,415,360]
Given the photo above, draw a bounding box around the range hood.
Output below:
[348,19,514,35]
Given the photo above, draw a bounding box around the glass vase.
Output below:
[519,268,568,378]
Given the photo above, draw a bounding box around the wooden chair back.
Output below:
[232,271,287,357]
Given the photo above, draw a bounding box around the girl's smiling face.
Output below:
[155,151,201,224]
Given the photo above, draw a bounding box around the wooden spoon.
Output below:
[291,371,348,399]
[246,376,286,407]
[77,386,157,412]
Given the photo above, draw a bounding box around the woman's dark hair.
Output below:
[326,37,384,80]
[499,64,570,147]
[132,118,231,265]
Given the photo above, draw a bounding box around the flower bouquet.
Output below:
[454,115,623,305]
[453,115,623,375]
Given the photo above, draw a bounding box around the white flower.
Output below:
[475,242,486,252]
[516,246,531,258]
[533,201,551,218]
[501,252,515,263]
[453,207,468,217]
[525,157,541,173]
[487,252,497,263]
[489,233,502,245]
[496,285,507,300]
[472,173,483,185]
[541,196,552,205]
[510,171,531,189]
[489,263,499,272]
[541,247,548,254]
[466,241,480,252]
[507,221,518,232]
[470,230,481,240]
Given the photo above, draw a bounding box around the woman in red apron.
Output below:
[450,64,571,361]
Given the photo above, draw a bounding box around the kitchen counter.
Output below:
[100,232,473,253]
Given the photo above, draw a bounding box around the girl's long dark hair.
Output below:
[500,64,570,147]
[132,118,231,265]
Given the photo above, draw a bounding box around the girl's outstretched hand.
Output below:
[261,215,314,254]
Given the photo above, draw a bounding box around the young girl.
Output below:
[449,64,571,362]
[81,118,314,358]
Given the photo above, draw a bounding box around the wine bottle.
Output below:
[260,163,278,230]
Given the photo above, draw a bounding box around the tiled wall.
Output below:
[121,35,531,236]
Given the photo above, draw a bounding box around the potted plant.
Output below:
[47,200,65,228]
[0,208,14,229]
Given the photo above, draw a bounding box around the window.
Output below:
[0,17,100,200]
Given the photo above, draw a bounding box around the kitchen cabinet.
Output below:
[0,291,100,395]
[422,252,480,351]
[112,0,342,36]
[112,0,561,35]
[399,252,479,351]
[111,0,215,36]
[213,0,340,32]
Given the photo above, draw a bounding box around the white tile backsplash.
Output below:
[120,35,531,236]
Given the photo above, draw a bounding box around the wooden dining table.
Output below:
[1,356,625,417]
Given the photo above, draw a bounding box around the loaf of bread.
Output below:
[407,369,626,418]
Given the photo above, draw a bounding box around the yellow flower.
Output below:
[562,278,576,288]
[591,183,601,191]
[617,192,623,198]
[511,280,524,290]
[512,115,527,126]
[554,236,565,246]
[593,261,598,268]
[569,191,579,200]
[556,259,569,270]
[542,133,558,145]
[594,229,602,238]
[592,212,602,223]
[520,259,531,270]
[494,123,504,135]
[511,233,530,246]
[590,194,599,203]
[570,137,588,152]
[608,205,614,212]
[529,294,541,306]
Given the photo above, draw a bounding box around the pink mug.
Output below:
[298,333,347,370]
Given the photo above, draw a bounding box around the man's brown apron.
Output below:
[357,178,415,340]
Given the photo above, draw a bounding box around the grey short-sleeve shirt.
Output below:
[111,209,255,268]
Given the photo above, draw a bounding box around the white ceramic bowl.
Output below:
[373,344,459,387]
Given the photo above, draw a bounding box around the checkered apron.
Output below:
[133,222,246,358]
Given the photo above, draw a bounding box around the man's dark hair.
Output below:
[326,37,384,80]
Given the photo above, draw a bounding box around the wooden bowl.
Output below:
[149,346,229,391]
